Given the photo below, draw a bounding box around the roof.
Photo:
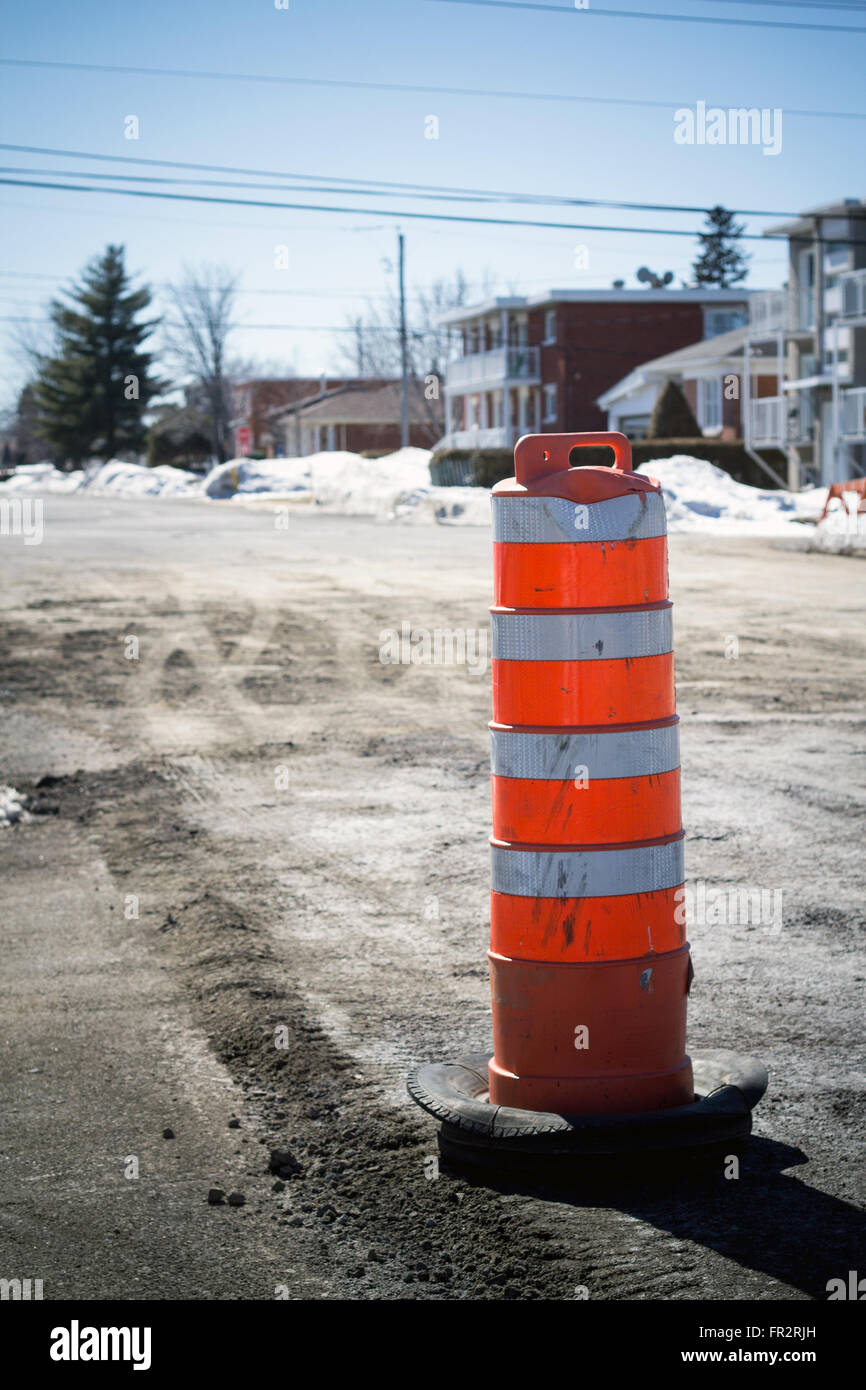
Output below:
[440,287,752,326]
[291,380,429,424]
[764,197,866,239]
[268,377,396,421]
[597,326,781,408]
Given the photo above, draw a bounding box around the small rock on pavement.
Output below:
[228,1118,240,1128]
[207,1188,225,1205]
[269,1148,302,1178]
[227,1192,246,1207]
[272,1180,286,1193]
[163,1128,175,1139]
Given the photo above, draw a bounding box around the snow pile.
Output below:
[391,485,492,526]
[203,447,435,517]
[80,460,200,497]
[308,447,431,515]
[202,455,311,501]
[0,459,200,498]
[200,449,491,525]
[637,456,821,534]
[0,786,29,827]
[814,491,866,533]
[3,449,854,537]
[0,462,83,494]
[808,489,866,550]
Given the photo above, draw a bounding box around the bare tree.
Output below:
[164,267,238,463]
[336,268,482,436]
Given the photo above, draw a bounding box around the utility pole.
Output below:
[353,317,365,376]
[398,230,409,448]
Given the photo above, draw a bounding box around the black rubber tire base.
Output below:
[407,1050,768,1175]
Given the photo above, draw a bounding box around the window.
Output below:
[824,348,850,370]
[543,309,557,344]
[698,378,723,433]
[620,414,651,441]
[543,383,558,423]
[704,309,746,338]
[825,242,850,274]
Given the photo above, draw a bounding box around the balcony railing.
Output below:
[839,268,866,320]
[749,291,794,337]
[446,345,540,391]
[748,289,818,337]
[749,396,787,444]
[750,394,819,446]
[841,387,866,438]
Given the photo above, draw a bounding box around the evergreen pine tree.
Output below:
[35,245,161,463]
[648,379,701,439]
[692,206,750,288]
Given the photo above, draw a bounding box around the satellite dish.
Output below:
[663,271,674,286]
[636,267,650,283]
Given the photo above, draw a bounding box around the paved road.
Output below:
[1,494,865,1300]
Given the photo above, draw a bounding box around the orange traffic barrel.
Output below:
[408,430,767,1172]
[488,431,692,1115]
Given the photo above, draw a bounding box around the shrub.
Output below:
[429,448,513,488]
[648,380,701,439]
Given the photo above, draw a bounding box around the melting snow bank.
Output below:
[0,786,29,827]
[384,452,834,534]
[391,486,493,526]
[200,447,490,525]
[3,449,863,539]
[635,456,823,535]
[0,460,199,497]
[82,461,201,497]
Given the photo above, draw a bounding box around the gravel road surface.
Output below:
[1,494,864,1300]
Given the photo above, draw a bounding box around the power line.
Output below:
[0,157,806,219]
[0,60,863,122]
[0,315,398,333]
[0,166,519,209]
[428,0,866,32]
[0,175,858,245]
[691,0,866,10]
[0,147,807,218]
[0,315,732,361]
[0,175,753,237]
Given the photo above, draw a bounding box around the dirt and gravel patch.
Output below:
[1,497,864,1300]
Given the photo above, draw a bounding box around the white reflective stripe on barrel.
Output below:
[491,606,673,662]
[490,723,680,780]
[492,491,666,545]
[491,838,684,898]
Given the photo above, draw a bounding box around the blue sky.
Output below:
[1,0,864,407]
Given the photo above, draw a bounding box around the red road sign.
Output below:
[235,426,252,456]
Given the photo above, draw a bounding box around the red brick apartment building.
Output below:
[438,289,749,450]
